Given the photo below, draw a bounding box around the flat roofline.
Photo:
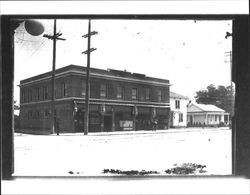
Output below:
[20,64,170,85]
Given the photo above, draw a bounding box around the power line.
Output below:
[28,39,47,58]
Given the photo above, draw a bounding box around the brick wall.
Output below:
[71,75,170,103]
[19,69,170,133]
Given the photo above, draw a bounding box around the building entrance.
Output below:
[75,109,84,132]
[190,115,193,125]
[104,115,112,132]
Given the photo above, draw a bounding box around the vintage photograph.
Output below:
[13,18,233,177]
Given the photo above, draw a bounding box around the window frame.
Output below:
[132,88,138,100]
[145,88,150,101]
[175,100,180,109]
[179,113,183,122]
[62,82,68,97]
[81,81,86,97]
[157,89,162,102]
[100,84,108,98]
[117,86,124,99]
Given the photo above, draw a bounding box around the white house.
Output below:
[187,103,229,127]
[170,92,189,127]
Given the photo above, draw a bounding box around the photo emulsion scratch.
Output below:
[13,18,233,177]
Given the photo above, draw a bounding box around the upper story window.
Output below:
[157,90,162,102]
[132,88,138,100]
[145,88,150,101]
[175,100,180,109]
[62,82,68,97]
[117,86,124,99]
[81,82,86,97]
[35,87,40,101]
[100,84,108,98]
[28,89,32,102]
[55,84,58,98]
[21,90,25,103]
[43,86,49,100]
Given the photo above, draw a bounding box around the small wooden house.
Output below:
[187,103,229,127]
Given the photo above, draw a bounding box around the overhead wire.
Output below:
[23,39,48,62]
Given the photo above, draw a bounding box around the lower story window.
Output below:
[179,113,183,122]
[44,110,50,118]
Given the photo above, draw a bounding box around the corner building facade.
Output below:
[19,65,170,134]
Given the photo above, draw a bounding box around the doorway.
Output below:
[190,115,193,125]
[104,115,112,132]
[75,109,84,132]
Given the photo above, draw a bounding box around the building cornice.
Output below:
[187,112,228,115]
[20,97,170,107]
[19,69,170,88]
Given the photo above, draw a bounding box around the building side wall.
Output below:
[19,100,74,134]
[20,75,73,104]
[20,103,51,134]
[170,98,188,127]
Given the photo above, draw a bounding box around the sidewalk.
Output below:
[46,126,230,137]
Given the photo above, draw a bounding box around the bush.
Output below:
[103,169,159,175]
[219,122,225,127]
[165,163,207,175]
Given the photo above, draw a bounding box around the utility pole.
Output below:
[43,19,66,135]
[82,19,98,135]
[225,51,234,118]
[225,31,236,175]
[225,32,234,119]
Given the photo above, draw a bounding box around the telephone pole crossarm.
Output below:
[82,48,97,54]
[43,33,66,41]
[82,31,98,38]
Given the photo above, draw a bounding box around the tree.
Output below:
[195,84,234,116]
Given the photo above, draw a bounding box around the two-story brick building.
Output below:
[19,65,171,134]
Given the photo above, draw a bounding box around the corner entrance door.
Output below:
[104,115,112,132]
[75,109,84,132]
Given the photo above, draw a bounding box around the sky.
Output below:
[14,19,232,104]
